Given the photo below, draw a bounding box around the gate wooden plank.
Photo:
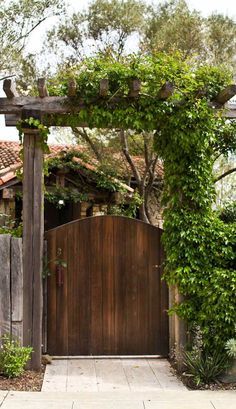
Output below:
[46,230,57,354]
[123,218,139,354]
[159,230,169,356]
[55,227,68,355]
[148,225,161,354]
[113,217,127,354]
[90,217,104,354]
[101,216,115,354]
[136,222,149,354]
[0,234,11,338]
[68,220,90,355]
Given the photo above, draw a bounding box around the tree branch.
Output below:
[214,167,236,182]
[11,17,48,46]
[120,129,141,183]
[72,127,102,162]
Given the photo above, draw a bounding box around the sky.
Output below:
[1,0,236,141]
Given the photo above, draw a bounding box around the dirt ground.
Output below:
[0,365,45,391]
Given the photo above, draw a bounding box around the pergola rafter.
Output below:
[0,77,235,370]
[1,78,236,128]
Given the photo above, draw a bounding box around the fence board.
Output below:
[0,235,11,337]
[11,237,23,342]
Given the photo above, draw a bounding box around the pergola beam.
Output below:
[3,78,19,98]
[212,84,236,106]
[37,78,49,98]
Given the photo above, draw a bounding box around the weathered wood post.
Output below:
[22,126,44,370]
[169,286,187,371]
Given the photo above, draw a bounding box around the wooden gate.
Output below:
[45,216,169,356]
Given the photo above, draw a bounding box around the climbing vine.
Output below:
[154,98,236,352]
[17,117,50,153]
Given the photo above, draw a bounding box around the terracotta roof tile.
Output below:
[0,140,163,188]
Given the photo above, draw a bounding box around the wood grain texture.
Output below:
[11,237,23,342]
[46,216,169,356]
[23,131,44,370]
[0,234,11,338]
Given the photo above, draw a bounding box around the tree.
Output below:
[143,0,236,68]
[46,0,146,65]
[0,0,65,79]
[71,127,163,224]
[45,0,236,68]
[143,0,204,60]
[205,14,236,66]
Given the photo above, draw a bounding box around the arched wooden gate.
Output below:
[45,216,169,356]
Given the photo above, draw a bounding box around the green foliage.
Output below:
[183,349,229,386]
[151,65,236,351]
[0,0,64,81]
[219,201,236,224]
[225,326,236,359]
[143,0,236,69]
[47,53,234,134]
[144,0,203,59]
[16,117,50,153]
[0,214,22,237]
[45,187,88,208]
[109,191,143,218]
[225,339,236,359]
[46,0,145,61]
[45,149,128,198]
[0,335,32,378]
[43,248,67,278]
[46,0,236,69]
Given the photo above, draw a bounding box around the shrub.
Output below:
[225,326,236,359]
[225,339,236,359]
[219,201,236,224]
[0,335,32,378]
[183,349,229,386]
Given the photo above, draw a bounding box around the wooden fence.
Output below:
[0,234,23,344]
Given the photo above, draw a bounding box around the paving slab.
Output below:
[73,401,144,409]
[2,391,236,409]
[0,391,8,406]
[42,358,186,392]
[211,399,236,409]
[6,390,236,401]
[0,400,73,409]
[148,359,186,390]
[144,400,215,409]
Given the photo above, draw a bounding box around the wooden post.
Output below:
[22,129,44,370]
[169,286,187,371]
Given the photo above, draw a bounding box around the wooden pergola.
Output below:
[0,78,235,370]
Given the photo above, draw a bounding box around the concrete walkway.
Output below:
[42,358,186,392]
[0,390,236,409]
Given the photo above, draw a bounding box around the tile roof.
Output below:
[0,140,81,187]
[0,140,163,189]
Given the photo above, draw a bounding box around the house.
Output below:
[0,140,164,230]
